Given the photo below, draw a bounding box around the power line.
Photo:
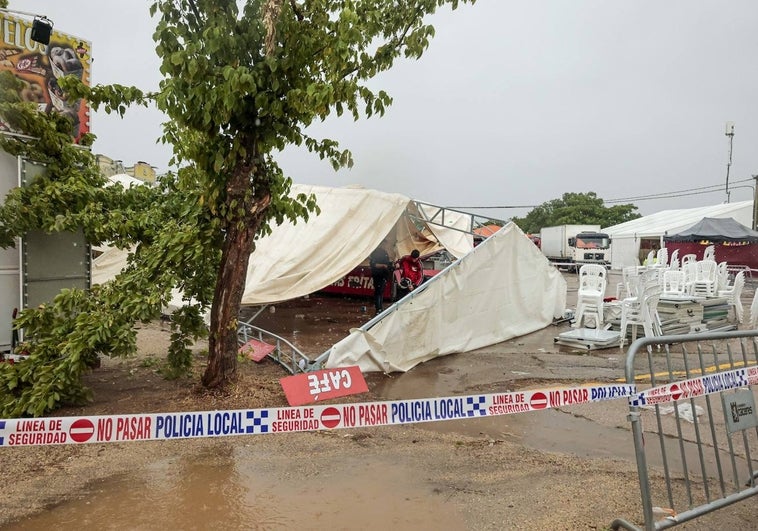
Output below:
[604,177,753,203]
[448,178,756,210]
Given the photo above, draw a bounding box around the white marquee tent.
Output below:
[602,200,754,269]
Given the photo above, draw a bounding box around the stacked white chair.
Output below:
[716,261,729,292]
[703,245,716,262]
[656,247,669,268]
[669,249,680,270]
[681,254,697,267]
[682,261,699,295]
[620,269,662,346]
[645,250,656,266]
[574,264,607,329]
[616,265,641,300]
[661,270,686,297]
[749,288,758,329]
[717,271,745,323]
[692,260,718,297]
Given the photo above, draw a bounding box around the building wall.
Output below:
[95,155,156,183]
[125,161,156,183]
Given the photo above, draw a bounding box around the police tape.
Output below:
[630,364,758,407]
[0,383,636,447]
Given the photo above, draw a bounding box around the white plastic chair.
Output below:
[749,289,758,329]
[616,266,641,300]
[681,254,697,267]
[661,270,686,297]
[620,270,662,346]
[703,245,715,262]
[656,247,669,268]
[644,250,656,266]
[717,271,745,323]
[682,262,698,295]
[669,249,680,269]
[574,264,607,328]
[692,260,718,297]
[716,261,729,292]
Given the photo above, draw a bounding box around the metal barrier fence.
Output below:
[612,330,758,530]
[237,321,311,374]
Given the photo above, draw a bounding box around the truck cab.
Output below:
[569,232,611,266]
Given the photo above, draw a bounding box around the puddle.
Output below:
[7,449,466,531]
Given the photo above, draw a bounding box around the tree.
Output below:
[0,68,214,416]
[511,192,640,234]
[70,0,478,389]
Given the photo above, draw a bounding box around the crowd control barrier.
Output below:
[612,330,758,530]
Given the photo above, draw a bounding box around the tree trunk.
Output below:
[202,158,271,388]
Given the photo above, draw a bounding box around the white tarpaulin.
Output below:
[92,246,130,285]
[325,223,567,372]
[93,184,472,306]
[240,185,464,305]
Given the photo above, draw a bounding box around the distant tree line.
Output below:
[510,192,640,234]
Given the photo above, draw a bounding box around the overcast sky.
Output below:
[22,0,758,219]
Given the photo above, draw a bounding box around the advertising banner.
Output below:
[0,12,91,142]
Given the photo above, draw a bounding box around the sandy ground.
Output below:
[1,291,757,529]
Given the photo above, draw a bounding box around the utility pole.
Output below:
[753,174,758,231]
[724,122,735,203]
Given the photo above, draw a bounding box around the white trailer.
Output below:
[0,150,90,354]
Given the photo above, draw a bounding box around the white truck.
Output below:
[540,224,611,269]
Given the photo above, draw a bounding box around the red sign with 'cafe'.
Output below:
[280,366,368,406]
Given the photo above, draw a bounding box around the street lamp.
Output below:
[0,8,54,45]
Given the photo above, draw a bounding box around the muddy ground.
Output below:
[1,272,757,530]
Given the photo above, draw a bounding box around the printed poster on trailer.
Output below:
[0,12,92,143]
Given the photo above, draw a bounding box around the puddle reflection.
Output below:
[7,447,464,530]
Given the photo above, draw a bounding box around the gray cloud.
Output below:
[25,0,758,218]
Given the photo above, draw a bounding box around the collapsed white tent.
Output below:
[325,223,567,373]
[603,200,754,270]
[240,184,473,305]
[93,184,476,307]
[93,184,568,373]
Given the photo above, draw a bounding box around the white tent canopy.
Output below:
[107,173,149,188]
[603,201,754,269]
[93,184,476,306]
[240,185,473,305]
[326,223,567,372]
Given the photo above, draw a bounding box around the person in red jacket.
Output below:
[396,249,424,298]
